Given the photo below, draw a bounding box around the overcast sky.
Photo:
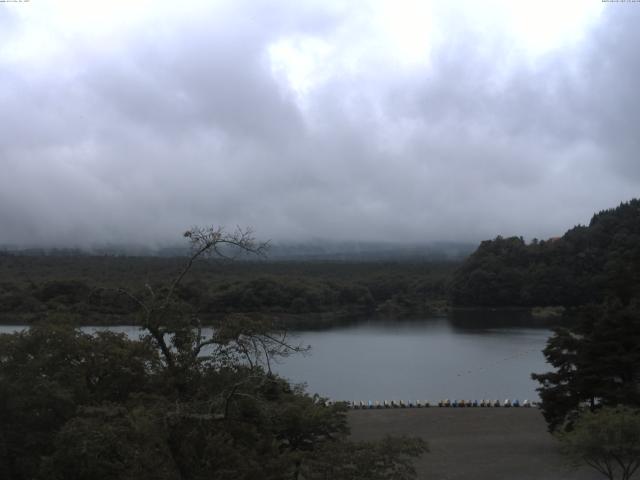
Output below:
[1,0,639,247]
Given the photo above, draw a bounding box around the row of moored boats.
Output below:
[329,399,537,409]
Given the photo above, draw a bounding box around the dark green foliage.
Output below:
[532,303,640,432]
[0,324,158,480]
[557,406,640,480]
[490,201,640,436]
[0,256,455,325]
[0,322,426,479]
[451,199,640,307]
[36,280,92,304]
[42,404,176,480]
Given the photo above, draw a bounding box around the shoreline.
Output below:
[0,306,562,328]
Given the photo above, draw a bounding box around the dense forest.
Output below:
[451,199,640,307]
[0,255,454,327]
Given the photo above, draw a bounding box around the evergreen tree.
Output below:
[532,302,640,432]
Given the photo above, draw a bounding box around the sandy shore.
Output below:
[348,408,602,480]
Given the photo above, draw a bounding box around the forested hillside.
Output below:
[451,199,640,307]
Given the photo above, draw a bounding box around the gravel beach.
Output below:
[348,408,603,480]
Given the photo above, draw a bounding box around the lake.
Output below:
[0,310,553,403]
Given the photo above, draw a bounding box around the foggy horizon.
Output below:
[2,1,639,247]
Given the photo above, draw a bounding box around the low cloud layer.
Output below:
[1,1,639,247]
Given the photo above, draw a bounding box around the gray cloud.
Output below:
[1,2,639,247]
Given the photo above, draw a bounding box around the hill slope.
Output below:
[450,199,640,307]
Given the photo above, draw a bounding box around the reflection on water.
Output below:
[447,308,556,331]
[274,314,552,402]
[0,312,553,401]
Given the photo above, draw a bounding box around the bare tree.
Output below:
[119,226,307,378]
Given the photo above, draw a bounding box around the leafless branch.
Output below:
[117,288,150,316]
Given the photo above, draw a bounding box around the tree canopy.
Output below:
[451,199,640,307]
[532,302,640,432]
[558,406,640,480]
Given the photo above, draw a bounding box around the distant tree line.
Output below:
[0,259,454,325]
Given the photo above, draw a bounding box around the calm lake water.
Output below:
[0,311,553,402]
